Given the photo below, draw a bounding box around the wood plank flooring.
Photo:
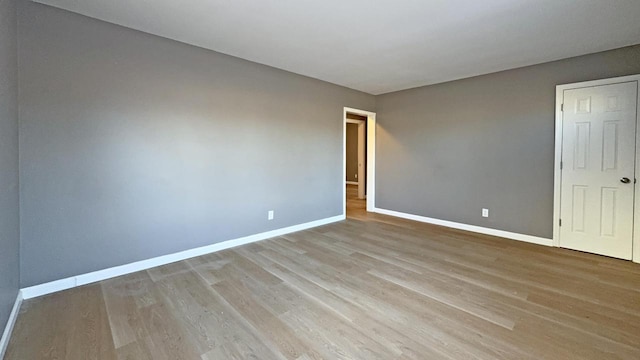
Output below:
[5,191,640,359]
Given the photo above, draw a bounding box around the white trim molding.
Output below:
[343,107,377,215]
[345,118,367,198]
[554,74,640,263]
[374,208,553,247]
[0,292,22,359]
[20,215,345,300]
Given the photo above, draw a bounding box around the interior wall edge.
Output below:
[0,0,21,343]
[374,207,553,247]
[0,292,22,360]
[19,214,345,300]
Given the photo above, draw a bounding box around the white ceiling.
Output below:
[34,0,640,95]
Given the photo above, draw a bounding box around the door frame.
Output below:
[343,107,376,215]
[345,119,366,199]
[553,74,640,262]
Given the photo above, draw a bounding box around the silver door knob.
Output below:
[620,177,631,184]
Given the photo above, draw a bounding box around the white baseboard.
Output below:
[346,181,358,185]
[0,292,23,359]
[20,215,345,300]
[373,208,553,247]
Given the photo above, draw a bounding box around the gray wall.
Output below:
[346,123,358,182]
[376,45,640,238]
[0,0,20,333]
[18,2,374,287]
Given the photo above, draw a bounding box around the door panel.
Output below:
[560,81,638,259]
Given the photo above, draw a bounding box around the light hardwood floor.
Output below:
[5,189,640,359]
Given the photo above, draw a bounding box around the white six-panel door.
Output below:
[560,81,638,259]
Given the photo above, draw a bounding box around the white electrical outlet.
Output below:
[268,210,274,220]
[482,208,489,218]
[355,174,358,179]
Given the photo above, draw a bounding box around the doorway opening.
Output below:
[343,107,376,219]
